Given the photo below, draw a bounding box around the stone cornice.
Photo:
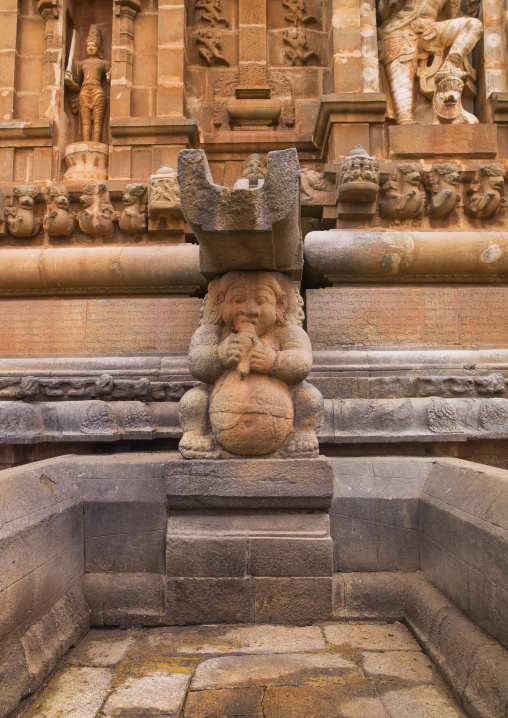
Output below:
[109,118,199,147]
[313,93,387,149]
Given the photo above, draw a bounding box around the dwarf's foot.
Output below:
[179,432,221,459]
[281,430,319,457]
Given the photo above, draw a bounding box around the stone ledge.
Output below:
[388,124,498,158]
[166,457,334,509]
[0,121,53,147]
[109,118,199,147]
[313,93,387,149]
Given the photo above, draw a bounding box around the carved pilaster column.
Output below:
[37,0,62,121]
[111,0,142,118]
[238,0,267,90]
[0,0,19,122]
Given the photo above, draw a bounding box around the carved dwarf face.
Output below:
[488,174,505,192]
[19,195,34,210]
[222,276,284,337]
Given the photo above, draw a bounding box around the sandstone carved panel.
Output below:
[307,288,508,348]
[0,299,201,356]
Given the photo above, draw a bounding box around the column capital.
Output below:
[114,0,142,14]
[37,0,58,19]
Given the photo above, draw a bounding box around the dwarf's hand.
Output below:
[219,333,251,368]
[250,339,277,374]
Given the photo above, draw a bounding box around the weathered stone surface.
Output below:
[179,270,322,459]
[333,572,410,621]
[140,624,326,655]
[67,629,136,667]
[101,671,191,717]
[165,457,334,509]
[263,685,389,718]
[23,666,115,718]
[191,652,359,690]
[178,149,303,279]
[362,650,439,683]
[184,687,264,717]
[379,685,467,718]
[82,573,164,627]
[324,622,419,652]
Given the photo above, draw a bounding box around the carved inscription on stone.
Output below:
[159,299,202,353]
[0,299,201,356]
[0,301,87,354]
[307,288,508,348]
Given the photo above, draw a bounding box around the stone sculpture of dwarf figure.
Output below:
[179,270,323,459]
[64,25,111,143]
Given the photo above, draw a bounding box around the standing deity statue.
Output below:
[377,0,483,125]
[64,25,111,143]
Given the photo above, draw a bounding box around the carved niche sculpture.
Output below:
[43,186,78,237]
[426,163,460,218]
[336,145,380,219]
[432,71,479,124]
[194,0,229,66]
[283,27,317,66]
[379,163,425,220]
[234,154,267,189]
[465,163,506,219]
[64,25,111,143]
[147,166,184,236]
[5,186,41,238]
[79,183,116,238]
[282,0,319,66]
[377,0,483,124]
[179,270,322,458]
[118,183,147,236]
[300,168,334,206]
[214,72,295,129]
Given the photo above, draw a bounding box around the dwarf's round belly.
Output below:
[209,371,293,455]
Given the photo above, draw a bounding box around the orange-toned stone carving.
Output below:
[337,145,379,219]
[432,71,478,124]
[283,0,317,26]
[378,0,483,124]
[426,163,460,218]
[64,25,111,143]
[43,186,78,238]
[147,167,184,237]
[5,187,41,238]
[283,27,317,66]
[79,183,116,238]
[118,183,147,236]
[465,163,506,219]
[179,270,322,458]
[379,164,425,220]
[0,187,7,239]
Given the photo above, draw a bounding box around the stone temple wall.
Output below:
[0,0,507,469]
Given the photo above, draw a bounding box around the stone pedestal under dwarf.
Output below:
[179,270,322,458]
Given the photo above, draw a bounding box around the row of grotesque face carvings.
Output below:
[301,147,507,221]
[0,166,182,239]
[1,157,506,240]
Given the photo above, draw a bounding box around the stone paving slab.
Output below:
[22,622,468,718]
[190,652,360,690]
[140,624,325,655]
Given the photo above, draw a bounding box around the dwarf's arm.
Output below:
[271,325,313,384]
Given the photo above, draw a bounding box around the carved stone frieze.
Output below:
[5,186,41,238]
[79,183,117,238]
[379,164,425,220]
[0,375,199,402]
[425,163,460,219]
[465,163,506,219]
[194,0,230,66]
[300,168,334,206]
[283,27,317,66]
[43,186,78,237]
[118,183,147,236]
[337,145,380,219]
